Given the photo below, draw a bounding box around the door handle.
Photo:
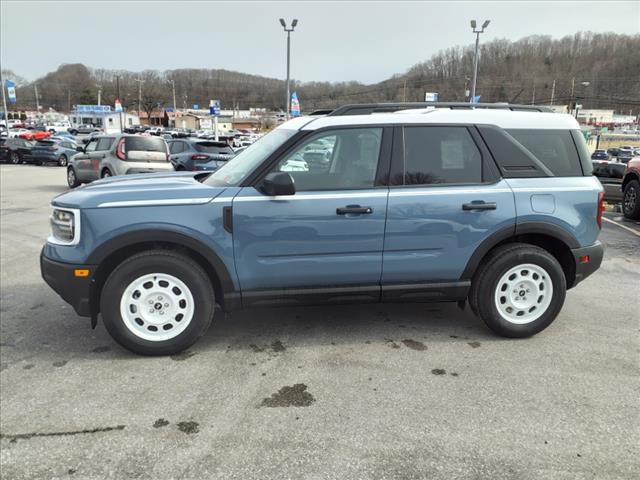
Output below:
[336,205,373,215]
[462,201,497,211]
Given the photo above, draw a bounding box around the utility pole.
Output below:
[549,79,556,106]
[97,85,102,106]
[67,89,71,112]
[134,77,144,119]
[116,75,123,133]
[0,70,8,127]
[531,82,536,105]
[470,19,490,102]
[403,78,407,102]
[34,84,40,112]
[570,76,575,115]
[279,18,298,118]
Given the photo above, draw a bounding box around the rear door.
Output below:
[232,127,392,305]
[382,125,515,299]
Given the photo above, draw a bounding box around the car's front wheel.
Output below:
[10,152,20,164]
[622,179,640,220]
[100,250,215,355]
[470,243,566,338]
[67,167,80,188]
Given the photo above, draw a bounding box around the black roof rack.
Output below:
[327,102,553,116]
[308,109,334,116]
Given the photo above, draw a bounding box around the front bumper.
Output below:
[570,241,604,287]
[40,249,96,317]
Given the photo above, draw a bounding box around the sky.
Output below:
[1,0,639,85]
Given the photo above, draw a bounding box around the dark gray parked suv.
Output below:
[168,139,235,171]
[67,134,172,187]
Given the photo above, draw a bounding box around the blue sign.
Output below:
[193,104,199,109]
[471,95,481,104]
[209,99,220,117]
[5,79,16,104]
[76,105,111,114]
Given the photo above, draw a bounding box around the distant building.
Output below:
[576,109,614,125]
[70,105,139,133]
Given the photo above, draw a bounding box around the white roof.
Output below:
[277,109,580,131]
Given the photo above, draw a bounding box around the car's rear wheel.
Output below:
[622,179,640,220]
[101,169,112,178]
[58,154,68,167]
[470,243,566,338]
[100,250,214,355]
[67,167,80,188]
[10,152,20,164]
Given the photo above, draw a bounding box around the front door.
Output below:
[382,125,516,298]
[73,138,99,182]
[232,127,391,305]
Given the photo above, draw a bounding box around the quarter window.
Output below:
[84,140,98,153]
[398,127,482,185]
[506,129,582,177]
[272,128,383,191]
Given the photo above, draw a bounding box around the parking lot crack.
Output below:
[0,425,125,443]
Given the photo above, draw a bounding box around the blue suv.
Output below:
[41,103,604,355]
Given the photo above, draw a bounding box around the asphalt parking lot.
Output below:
[1,165,638,480]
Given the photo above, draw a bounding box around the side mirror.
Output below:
[76,146,84,152]
[261,172,295,196]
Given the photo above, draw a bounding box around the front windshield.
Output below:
[204,128,297,187]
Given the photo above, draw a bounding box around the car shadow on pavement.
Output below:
[0,282,503,364]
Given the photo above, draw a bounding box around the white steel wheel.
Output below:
[119,273,195,342]
[494,263,553,325]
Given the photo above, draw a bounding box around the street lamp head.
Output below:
[292,19,298,28]
[279,18,286,27]
[470,19,476,29]
[482,19,490,29]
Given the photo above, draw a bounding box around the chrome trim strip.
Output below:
[234,192,389,202]
[511,187,594,192]
[97,197,214,208]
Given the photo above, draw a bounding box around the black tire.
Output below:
[58,154,68,167]
[10,152,20,164]
[101,169,112,178]
[622,179,640,220]
[67,167,80,188]
[100,250,214,355]
[469,243,566,338]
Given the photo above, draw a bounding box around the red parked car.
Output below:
[19,130,51,141]
[622,157,640,219]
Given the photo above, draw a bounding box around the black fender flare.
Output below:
[87,229,240,311]
[460,221,580,281]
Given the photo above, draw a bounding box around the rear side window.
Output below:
[399,126,482,185]
[169,142,185,154]
[195,143,234,155]
[96,138,114,151]
[506,129,582,176]
[125,136,167,152]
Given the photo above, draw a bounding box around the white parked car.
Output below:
[7,128,30,138]
[45,122,72,134]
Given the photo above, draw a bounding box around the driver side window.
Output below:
[272,128,382,191]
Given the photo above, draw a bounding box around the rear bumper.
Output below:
[571,241,604,287]
[40,249,96,317]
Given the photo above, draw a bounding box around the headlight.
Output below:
[49,207,80,245]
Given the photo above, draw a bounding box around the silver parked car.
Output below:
[66,134,172,188]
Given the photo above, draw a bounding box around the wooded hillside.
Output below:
[6,32,640,114]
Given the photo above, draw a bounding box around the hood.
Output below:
[52,172,226,209]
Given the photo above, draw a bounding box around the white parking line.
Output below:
[602,217,640,237]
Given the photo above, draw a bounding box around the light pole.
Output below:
[279,18,298,117]
[470,19,490,103]
[167,79,177,127]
